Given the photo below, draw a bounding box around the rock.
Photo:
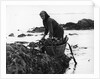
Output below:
[18,34,26,37]
[77,19,94,29]
[6,43,71,74]
[35,35,38,36]
[27,34,33,36]
[69,33,78,36]
[63,22,79,30]
[72,44,78,49]
[88,59,90,62]
[28,42,38,48]
[79,47,87,49]
[9,33,14,37]
[40,33,44,36]
[27,27,45,33]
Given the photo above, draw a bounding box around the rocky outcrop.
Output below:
[63,19,94,30]
[77,19,94,30]
[9,33,14,37]
[27,27,45,33]
[63,22,80,30]
[18,34,26,37]
[6,41,71,74]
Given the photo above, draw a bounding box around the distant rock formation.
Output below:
[9,33,14,37]
[27,34,33,36]
[27,27,45,33]
[63,22,80,30]
[63,19,94,30]
[77,19,94,30]
[69,33,78,36]
[18,34,26,37]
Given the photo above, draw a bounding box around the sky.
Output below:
[6,5,94,34]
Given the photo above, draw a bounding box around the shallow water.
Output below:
[6,30,94,74]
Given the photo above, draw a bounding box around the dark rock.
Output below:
[80,47,87,49]
[18,34,26,37]
[69,33,78,36]
[27,34,33,36]
[6,42,71,74]
[77,19,94,30]
[72,44,78,49]
[35,35,38,36]
[28,42,38,48]
[27,27,45,33]
[40,33,44,36]
[9,33,14,37]
[63,22,80,30]
[88,59,90,62]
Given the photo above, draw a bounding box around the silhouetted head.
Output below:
[40,11,50,21]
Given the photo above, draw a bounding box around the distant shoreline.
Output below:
[26,18,94,33]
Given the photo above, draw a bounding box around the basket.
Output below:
[45,43,67,57]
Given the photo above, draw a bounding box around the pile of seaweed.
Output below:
[6,38,71,74]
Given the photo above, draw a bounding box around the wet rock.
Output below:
[27,34,33,36]
[18,34,26,37]
[9,33,14,37]
[40,33,44,36]
[77,19,94,30]
[88,59,90,62]
[72,44,78,49]
[63,19,94,30]
[79,47,87,49]
[69,33,78,36]
[6,43,71,74]
[28,42,39,48]
[35,35,38,36]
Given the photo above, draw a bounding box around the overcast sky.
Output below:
[6,5,94,33]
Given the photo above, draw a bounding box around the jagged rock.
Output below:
[71,44,78,49]
[69,33,78,36]
[6,43,71,74]
[18,34,26,37]
[27,27,45,33]
[9,33,14,37]
[63,19,94,30]
[27,34,33,36]
[77,19,94,29]
[28,42,39,48]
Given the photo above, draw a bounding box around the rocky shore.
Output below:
[6,39,71,74]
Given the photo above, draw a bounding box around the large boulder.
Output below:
[77,19,94,29]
